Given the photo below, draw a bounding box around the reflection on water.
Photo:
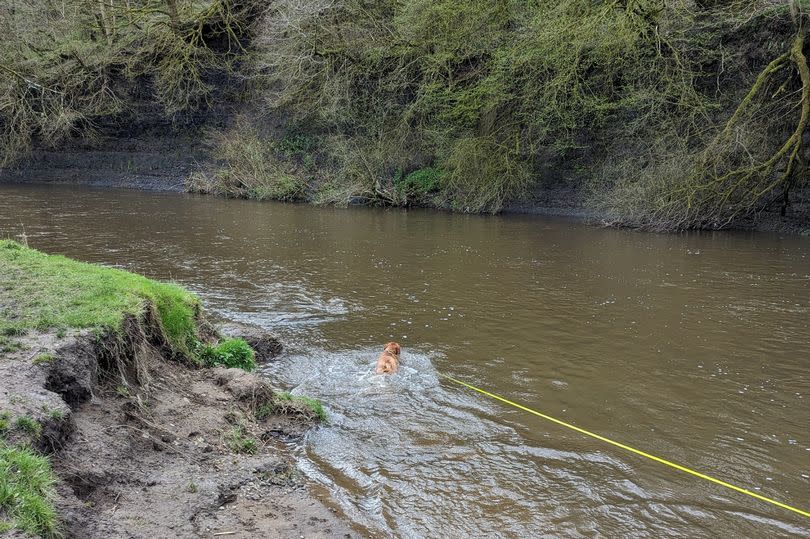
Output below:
[1,184,809,538]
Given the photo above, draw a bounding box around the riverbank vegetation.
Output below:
[0,0,261,166]
[2,1,808,229]
[0,239,263,374]
[199,337,257,371]
[0,239,201,358]
[271,392,328,422]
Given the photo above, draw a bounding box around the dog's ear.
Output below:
[385,342,401,355]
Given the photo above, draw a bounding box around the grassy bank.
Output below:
[0,239,263,368]
[2,1,807,229]
[0,239,200,356]
[0,239,207,536]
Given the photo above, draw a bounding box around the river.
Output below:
[1,184,808,538]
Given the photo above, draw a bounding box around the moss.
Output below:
[199,338,256,372]
[0,442,60,538]
[0,240,200,357]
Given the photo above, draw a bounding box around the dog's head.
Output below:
[384,342,401,356]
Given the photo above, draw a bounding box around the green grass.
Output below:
[32,353,55,365]
[0,412,9,435]
[224,426,258,454]
[0,442,60,538]
[14,417,42,439]
[0,335,23,354]
[254,403,274,421]
[199,338,256,372]
[0,240,200,356]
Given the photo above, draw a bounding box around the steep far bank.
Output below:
[0,137,203,193]
[0,241,351,538]
[2,1,809,231]
[2,154,809,234]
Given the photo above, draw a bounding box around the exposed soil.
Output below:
[0,137,203,193]
[0,325,352,538]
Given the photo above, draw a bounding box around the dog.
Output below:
[374,342,401,374]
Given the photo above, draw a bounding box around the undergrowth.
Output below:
[394,167,443,205]
[240,0,807,223]
[187,119,307,202]
[0,0,263,167]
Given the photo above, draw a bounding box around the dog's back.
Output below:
[375,342,401,374]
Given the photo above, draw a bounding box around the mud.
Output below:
[0,323,351,538]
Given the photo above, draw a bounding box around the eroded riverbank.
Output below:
[0,241,351,538]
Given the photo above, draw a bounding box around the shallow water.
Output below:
[1,184,809,537]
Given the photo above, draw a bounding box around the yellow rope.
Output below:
[439,373,810,519]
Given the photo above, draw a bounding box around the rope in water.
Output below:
[438,373,810,519]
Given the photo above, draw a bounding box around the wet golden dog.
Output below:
[374,342,401,374]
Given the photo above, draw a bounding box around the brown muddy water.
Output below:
[1,184,809,538]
